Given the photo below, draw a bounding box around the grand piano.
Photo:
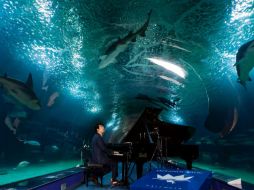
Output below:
[107,107,199,183]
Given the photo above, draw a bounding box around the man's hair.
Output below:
[94,122,104,133]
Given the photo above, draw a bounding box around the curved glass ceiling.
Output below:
[0,0,254,184]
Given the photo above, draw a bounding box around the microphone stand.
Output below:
[149,127,165,170]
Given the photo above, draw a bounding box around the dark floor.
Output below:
[75,173,129,190]
[75,161,156,190]
[74,160,254,190]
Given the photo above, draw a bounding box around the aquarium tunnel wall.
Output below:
[0,0,254,185]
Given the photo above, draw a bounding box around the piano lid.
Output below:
[123,107,196,144]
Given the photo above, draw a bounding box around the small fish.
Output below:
[4,116,16,134]
[50,145,59,152]
[24,140,41,146]
[47,92,59,107]
[17,161,30,168]
[13,118,21,128]
[42,70,49,91]
[234,39,254,86]
[99,10,152,69]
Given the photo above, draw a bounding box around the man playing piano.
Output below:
[91,123,119,185]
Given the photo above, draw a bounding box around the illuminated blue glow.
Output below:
[166,111,184,125]
[230,0,254,23]
[30,45,65,68]
[106,120,114,128]
[34,0,54,24]
[65,80,101,113]
[107,112,120,130]
[71,53,86,70]
[84,100,102,114]
[106,113,118,128]
[68,83,85,98]
[171,115,183,124]
[112,126,119,131]
[88,106,102,113]
[64,8,85,72]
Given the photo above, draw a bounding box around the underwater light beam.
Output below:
[230,0,254,23]
[146,58,186,79]
[34,0,54,24]
[159,75,183,86]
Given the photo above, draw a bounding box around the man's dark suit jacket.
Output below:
[91,133,109,164]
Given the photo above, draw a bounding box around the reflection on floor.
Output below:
[172,158,254,185]
[1,159,254,189]
[75,159,254,190]
[76,161,164,190]
[75,172,129,190]
[75,161,151,190]
[0,159,80,185]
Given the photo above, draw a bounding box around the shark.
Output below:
[98,10,152,69]
[234,39,254,86]
[153,174,193,184]
[0,73,41,110]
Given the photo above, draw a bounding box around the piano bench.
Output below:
[84,163,109,187]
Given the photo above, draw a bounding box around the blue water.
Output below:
[0,0,254,185]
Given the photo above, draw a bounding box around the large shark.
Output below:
[234,39,254,86]
[98,10,152,69]
[153,174,193,184]
[0,73,41,110]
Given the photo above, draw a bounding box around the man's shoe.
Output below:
[111,179,120,186]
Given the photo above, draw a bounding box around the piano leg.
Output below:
[119,161,129,185]
[186,159,192,170]
[121,161,125,181]
[136,161,144,179]
[124,161,128,185]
